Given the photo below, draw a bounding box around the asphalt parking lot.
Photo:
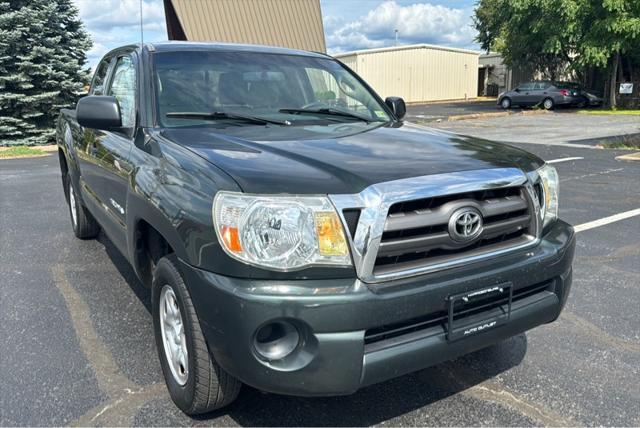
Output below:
[424,111,640,147]
[406,102,640,147]
[1,133,639,425]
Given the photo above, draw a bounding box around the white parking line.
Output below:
[574,208,640,233]
[547,157,584,164]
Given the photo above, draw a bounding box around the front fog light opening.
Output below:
[253,321,300,361]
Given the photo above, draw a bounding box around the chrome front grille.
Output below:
[374,186,535,277]
[330,168,542,283]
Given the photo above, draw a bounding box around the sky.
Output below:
[73,0,479,69]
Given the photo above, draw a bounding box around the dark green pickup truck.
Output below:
[56,42,575,415]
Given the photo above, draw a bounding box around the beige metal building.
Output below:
[479,52,535,96]
[335,44,480,103]
[163,0,326,52]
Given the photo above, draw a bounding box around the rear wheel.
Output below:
[543,98,555,110]
[65,175,100,239]
[500,97,511,109]
[152,255,241,415]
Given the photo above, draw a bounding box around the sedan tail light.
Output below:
[559,89,569,96]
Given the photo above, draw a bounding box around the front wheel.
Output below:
[500,97,511,109]
[152,255,241,415]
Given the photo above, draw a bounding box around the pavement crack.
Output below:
[465,381,578,426]
[70,384,167,427]
[90,397,125,422]
[563,167,624,181]
[440,366,577,426]
[561,311,640,353]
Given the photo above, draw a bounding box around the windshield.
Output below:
[153,51,391,128]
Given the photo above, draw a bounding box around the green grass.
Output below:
[0,146,46,159]
[577,109,640,116]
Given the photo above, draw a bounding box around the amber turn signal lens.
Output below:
[315,212,348,256]
[221,225,242,253]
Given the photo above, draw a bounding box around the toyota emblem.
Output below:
[448,207,483,242]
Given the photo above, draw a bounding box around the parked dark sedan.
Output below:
[498,81,583,110]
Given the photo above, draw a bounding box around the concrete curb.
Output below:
[615,152,640,161]
[573,132,640,148]
[447,109,551,122]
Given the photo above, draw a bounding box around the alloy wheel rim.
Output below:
[544,99,552,109]
[159,285,189,385]
[69,185,78,227]
[502,99,509,108]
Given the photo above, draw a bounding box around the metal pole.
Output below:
[394,29,398,46]
[140,0,144,47]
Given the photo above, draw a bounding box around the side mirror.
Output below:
[76,96,122,130]
[385,96,406,121]
[514,88,520,92]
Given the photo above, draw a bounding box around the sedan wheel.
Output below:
[543,98,554,110]
[500,98,511,109]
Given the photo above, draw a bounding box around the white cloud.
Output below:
[75,0,165,30]
[74,0,477,69]
[73,0,167,68]
[325,1,477,54]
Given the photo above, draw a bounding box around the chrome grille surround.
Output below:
[330,168,543,283]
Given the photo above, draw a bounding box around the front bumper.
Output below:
[181,220,575,396]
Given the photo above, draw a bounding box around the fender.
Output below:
[124,137,242,282]
[58,113,86,202]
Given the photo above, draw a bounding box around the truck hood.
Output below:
[158,123,544,194]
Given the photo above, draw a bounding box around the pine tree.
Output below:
[0,0,92,146]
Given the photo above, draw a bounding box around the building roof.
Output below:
[163,0,326,53]
[333,43,480,58]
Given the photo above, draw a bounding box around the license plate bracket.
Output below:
[446,283,513,341]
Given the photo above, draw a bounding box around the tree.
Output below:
[0,0,92,146]
[473,0,640,107]
[576,0,640,107]
[474,0,581,79]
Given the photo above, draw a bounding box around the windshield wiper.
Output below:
[279,107,381,123]
[166,111,291,126]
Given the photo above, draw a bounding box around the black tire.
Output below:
[65,174,100,239]
[543,97,555,110]
[500,97,511,109]
[152,255,241,415]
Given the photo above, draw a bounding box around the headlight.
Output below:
[537,164,559,228]
[213,192,351,270]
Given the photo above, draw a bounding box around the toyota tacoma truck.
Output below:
[56,42,575,415]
